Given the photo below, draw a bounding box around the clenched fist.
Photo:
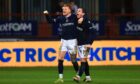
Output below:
[78,18,84,24]
[43,10,49,14]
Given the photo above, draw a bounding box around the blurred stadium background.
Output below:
[0,0,140,84]
[1,0,140,40]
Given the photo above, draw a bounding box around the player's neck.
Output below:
[65,13,71,18]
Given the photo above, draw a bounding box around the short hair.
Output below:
[63,3,72,10]
[79,7,87,14]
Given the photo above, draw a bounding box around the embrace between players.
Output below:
[44,3,95,83]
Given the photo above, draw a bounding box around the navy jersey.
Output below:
[77,15,96,45]
[46,14,78,40]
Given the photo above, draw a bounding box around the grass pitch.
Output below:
[0,66,140,84]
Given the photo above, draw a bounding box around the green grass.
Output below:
[0,66,140,84]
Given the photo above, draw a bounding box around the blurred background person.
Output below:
[70,1,78,14]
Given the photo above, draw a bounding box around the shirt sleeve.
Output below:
[84,18,96,44]
[45,15,60,23]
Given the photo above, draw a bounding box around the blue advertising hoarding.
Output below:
[0,21,37,36]
[92,20,105,36]
[120,21,140,35]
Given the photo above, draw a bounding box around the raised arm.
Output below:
[43,10,59,23]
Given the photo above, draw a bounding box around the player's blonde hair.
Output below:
[63,3,72,11]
